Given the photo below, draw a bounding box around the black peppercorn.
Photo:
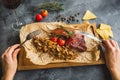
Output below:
[67,20,70,23]
[72,18,75,21]
[57,20,60,22]
[64,17,66,20]
[77,13,80,15]
[74,14,77,17]
[71,16,75,19]
[76,20,79,22]
[68,17,72,21]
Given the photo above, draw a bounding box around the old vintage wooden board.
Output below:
[18,23,104,71]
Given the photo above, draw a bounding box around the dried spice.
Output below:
[55,12,80,23]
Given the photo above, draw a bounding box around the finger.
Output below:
[1,47,11,60]
[12,48,20,60]
[109,40,116,47]
[4,47,10,54]
[7,44,20,56]
[102,40,113,49]
[115,41,120,49]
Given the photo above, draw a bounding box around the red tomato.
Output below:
[50,37,58,42]
[57,38,65,46]
[35,14,43,21]
[40,9,48,17]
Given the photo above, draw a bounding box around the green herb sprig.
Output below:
[34,2,64,12]
[59,25,73,37]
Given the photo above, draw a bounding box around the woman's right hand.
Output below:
[103,40,120,80]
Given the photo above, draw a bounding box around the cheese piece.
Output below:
[96,23,113,40]
[82,10,97,20]
[96,29,109,40]
[99,23,111,30]
[99,23,113,37]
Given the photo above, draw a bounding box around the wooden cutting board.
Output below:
[18,47,104,70]
[18,22,104,71]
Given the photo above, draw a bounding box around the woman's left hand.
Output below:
[1,44,20,80]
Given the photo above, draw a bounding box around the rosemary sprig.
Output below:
[34,2,64,12]
[59,25,73,37]
[65,29,73,37]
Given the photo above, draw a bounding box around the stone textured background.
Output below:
[0,0,120,80]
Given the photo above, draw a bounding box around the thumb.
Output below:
[12,48,20,60]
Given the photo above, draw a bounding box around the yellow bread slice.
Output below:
[82,10,97,20]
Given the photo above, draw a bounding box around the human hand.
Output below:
[1,44,20,80]
[103,40,120,80]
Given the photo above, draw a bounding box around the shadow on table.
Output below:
[102,64,112,80]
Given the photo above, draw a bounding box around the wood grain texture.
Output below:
[18,22,104,71]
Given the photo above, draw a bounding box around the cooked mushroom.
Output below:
[32,37,78,60]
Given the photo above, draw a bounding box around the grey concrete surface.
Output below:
[1,0,120,80]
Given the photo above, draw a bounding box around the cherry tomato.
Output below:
[35,14,43,21]
[57,38,65,46]
[40,9,48,17]
[50,37,58,42]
